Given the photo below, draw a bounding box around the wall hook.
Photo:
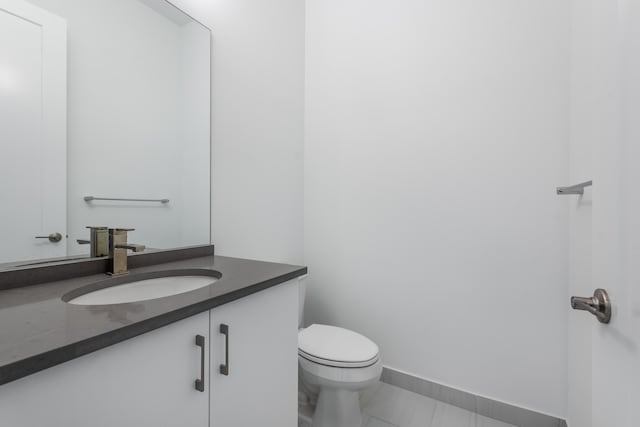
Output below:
[556,180,592,195]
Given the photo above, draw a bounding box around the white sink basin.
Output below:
[65,270,220,305]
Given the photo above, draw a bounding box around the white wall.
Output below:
[148,0,574,416]
[28,0,210,253]
[171,0,305,265]
[304,0,570,417]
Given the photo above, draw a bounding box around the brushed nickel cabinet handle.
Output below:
[220,324,229,376]
[195,335,205,392]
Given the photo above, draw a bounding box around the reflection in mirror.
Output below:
[0,0,211,267]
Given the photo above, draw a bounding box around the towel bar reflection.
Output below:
[84,196,170,204]
[556,180,592,195]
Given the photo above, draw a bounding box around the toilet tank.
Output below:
[298,274,308,328]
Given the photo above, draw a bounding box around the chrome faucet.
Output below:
[108,228,145,276]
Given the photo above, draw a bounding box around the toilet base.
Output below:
[313,387,362,427]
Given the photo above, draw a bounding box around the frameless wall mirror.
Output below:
[0,0,211,267]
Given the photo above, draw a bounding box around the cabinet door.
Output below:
[210,281,298,427]
[0,312,209,427]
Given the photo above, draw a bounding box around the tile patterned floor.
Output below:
[299,383,517,427]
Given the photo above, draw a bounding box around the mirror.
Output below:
[0,0,211,267]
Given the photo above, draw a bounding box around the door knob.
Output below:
[35,232,63,243]
[571,289,611,324]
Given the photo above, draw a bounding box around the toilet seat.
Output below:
[299,353,383,386]
[298,349,379,368]
[298,324,379,368]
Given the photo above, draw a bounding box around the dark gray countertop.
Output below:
[0,255,306,386]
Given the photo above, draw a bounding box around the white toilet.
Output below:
[298,276,382,427]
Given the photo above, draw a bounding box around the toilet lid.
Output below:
[298,324,379,368]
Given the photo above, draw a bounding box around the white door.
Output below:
[0,311,210,426]
[210,281,299,427]
[590,1,640,426]
[0,0,66,264]
[569,1,640,426]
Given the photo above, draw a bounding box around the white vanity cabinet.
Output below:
[209,279,299,427]
[0,280,299,427]
[0,311,210,427]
